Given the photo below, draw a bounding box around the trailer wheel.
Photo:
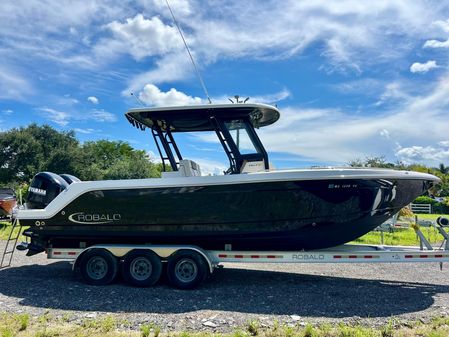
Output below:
[167,250,208,289]
[79,249,118,286]
[122,250,162,287]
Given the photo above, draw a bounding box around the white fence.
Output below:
[410,203,432,214]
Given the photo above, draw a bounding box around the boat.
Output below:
[14,103,440,255]
[0,188,16,219]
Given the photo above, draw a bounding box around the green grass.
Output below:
[2,313,449,337]
[413,213,448,220]
[352,214,448,246]
[0,221,28,241]
[352,227,442,246]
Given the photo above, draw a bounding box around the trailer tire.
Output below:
[79,249,118,286]
[122,250,162,287]
[167,250,208,289]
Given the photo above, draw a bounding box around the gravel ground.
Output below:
[1,240,449,332]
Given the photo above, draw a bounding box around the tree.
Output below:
[347,156,395,168]
[104,153,160,179]
[82,140,136,171]
[81,140,161,180]
[438,163,449,175]
[0,124,81,185]
[0,124,161,186]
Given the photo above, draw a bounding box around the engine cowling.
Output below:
[26,172,69,209]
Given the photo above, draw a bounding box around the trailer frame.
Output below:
[46,241,449,267]
[3,218,449,289]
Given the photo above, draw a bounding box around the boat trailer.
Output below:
[1,217,449,289]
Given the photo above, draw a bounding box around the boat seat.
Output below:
[240,160,266,173]
[161,159,202,178]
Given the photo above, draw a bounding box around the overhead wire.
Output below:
[165,0,212,104]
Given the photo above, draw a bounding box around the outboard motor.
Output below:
[26,172,68,209]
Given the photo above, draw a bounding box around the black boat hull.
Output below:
[22,177,433,251]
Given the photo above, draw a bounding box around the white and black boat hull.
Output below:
[18,170,437,252]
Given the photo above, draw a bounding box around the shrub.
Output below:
[413,196,438,205]
[412,196,449,214]
[433,202,449,214]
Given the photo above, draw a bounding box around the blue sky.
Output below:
[1,1,449,175]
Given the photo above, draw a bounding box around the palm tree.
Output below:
[438,163,449,175]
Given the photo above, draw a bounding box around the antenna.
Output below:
[165,0,212,104]
[229,95,250,104]
[131,92,145,107]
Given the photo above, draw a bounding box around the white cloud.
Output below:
[37,107,116,126]
[146,150,162,163]
[423,39,449,48]
[125,1,444,93]
[125,53,193,94]
[375,82,412,106]
[0,65,34,100]
[1,0,449,169]
[239,89,291,105]
[0,1,128,68]
[410,60,438,73]
[37,107,71,126]
[1,109,13,115]
[141,0,193,17]
[1,0,447,100]
[0,1,126,34]
[58,95,79,105]
[96,14,182,61]
[137,84,291,107]
[320,38,362,74]
[335,78,384,95]
[395,145,449,163]
[190,158,227,176]
[87,96,99,104]
[74,128,97,134]
[138,84,203,106]
[90,109,117,122]
[380,129,390,139]
[209,89,291,105]
[0,1,134,105]
[433,19,449,33]
[69,27,78,35]
[422,18,449,49]
[190,74,449,166]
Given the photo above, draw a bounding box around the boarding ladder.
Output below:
[0,217,23,269]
